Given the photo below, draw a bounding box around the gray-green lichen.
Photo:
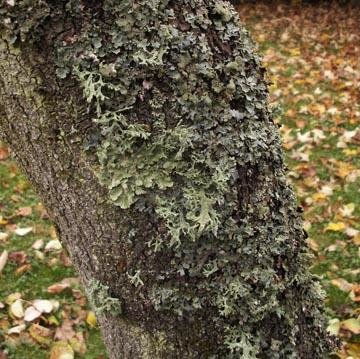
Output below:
[0,0,336,357]
[86,279,122,316]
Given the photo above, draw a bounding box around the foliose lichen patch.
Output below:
[0,0,335,357]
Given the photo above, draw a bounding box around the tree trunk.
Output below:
[0,1,335,358]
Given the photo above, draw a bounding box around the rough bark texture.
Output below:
[0,0,336,358]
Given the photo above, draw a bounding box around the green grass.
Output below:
[0,159,107,358]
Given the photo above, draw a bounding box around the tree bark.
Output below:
[0,0,335,358]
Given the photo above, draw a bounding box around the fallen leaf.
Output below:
[9,251,27,265]
[48,315,60,326]
[331,278,353,292]
[32,239,44,250]
[0,145,9,160]
[45,240,62,251]
[29,323,52,345]
[312,193,327,202]
[0,250,8,273]
[341,318,360,334]
[50,300,60,312]
[14,227,33,236]
[24,306,42,322]
[0,232,9,241]
[344,343,360,358]
[86,311,97,328]
[306,238,319,252]
[339,203,355,218]
[8,324,26,335]
[49,341,74,359]
[10,299,24,319]
[47,283,70,294]
[5,292,21,305]
[346,227,359,238]
[325,222,346,232]
[15,207,32,217]
[320,185,334,196]
[55,319,76,341]
[15,264,32,276]
[33,299,53,314]
[69,332,87,354]
[34,250,45,260]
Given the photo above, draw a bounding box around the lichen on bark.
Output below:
[86,279,123,316]
[0,0,337,357]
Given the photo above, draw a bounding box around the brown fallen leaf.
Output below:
[55,319,76,341]
[60,251,72,267]
[47,283,70,294]
[8,251,27,265]
[47,278,79,294]
[15,264,32,276]
[0,145,9,161]
[15,206,32,217]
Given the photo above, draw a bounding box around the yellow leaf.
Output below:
[50,341,74,359]
[346,343,360,357]
[325,222,346,232]
[312,193,327,202]
[86,311,97,328]
[289,48,300,57]
[341,318,360,334]
[336,162,354,179]
[343,148,358,156]
[352,235,360,246]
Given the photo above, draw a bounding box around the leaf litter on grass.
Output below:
[0,150,106,358]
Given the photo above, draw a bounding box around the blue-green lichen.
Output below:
[0,0,336,357]
[86,279,122,316]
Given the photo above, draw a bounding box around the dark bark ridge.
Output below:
[0,0,336,357]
